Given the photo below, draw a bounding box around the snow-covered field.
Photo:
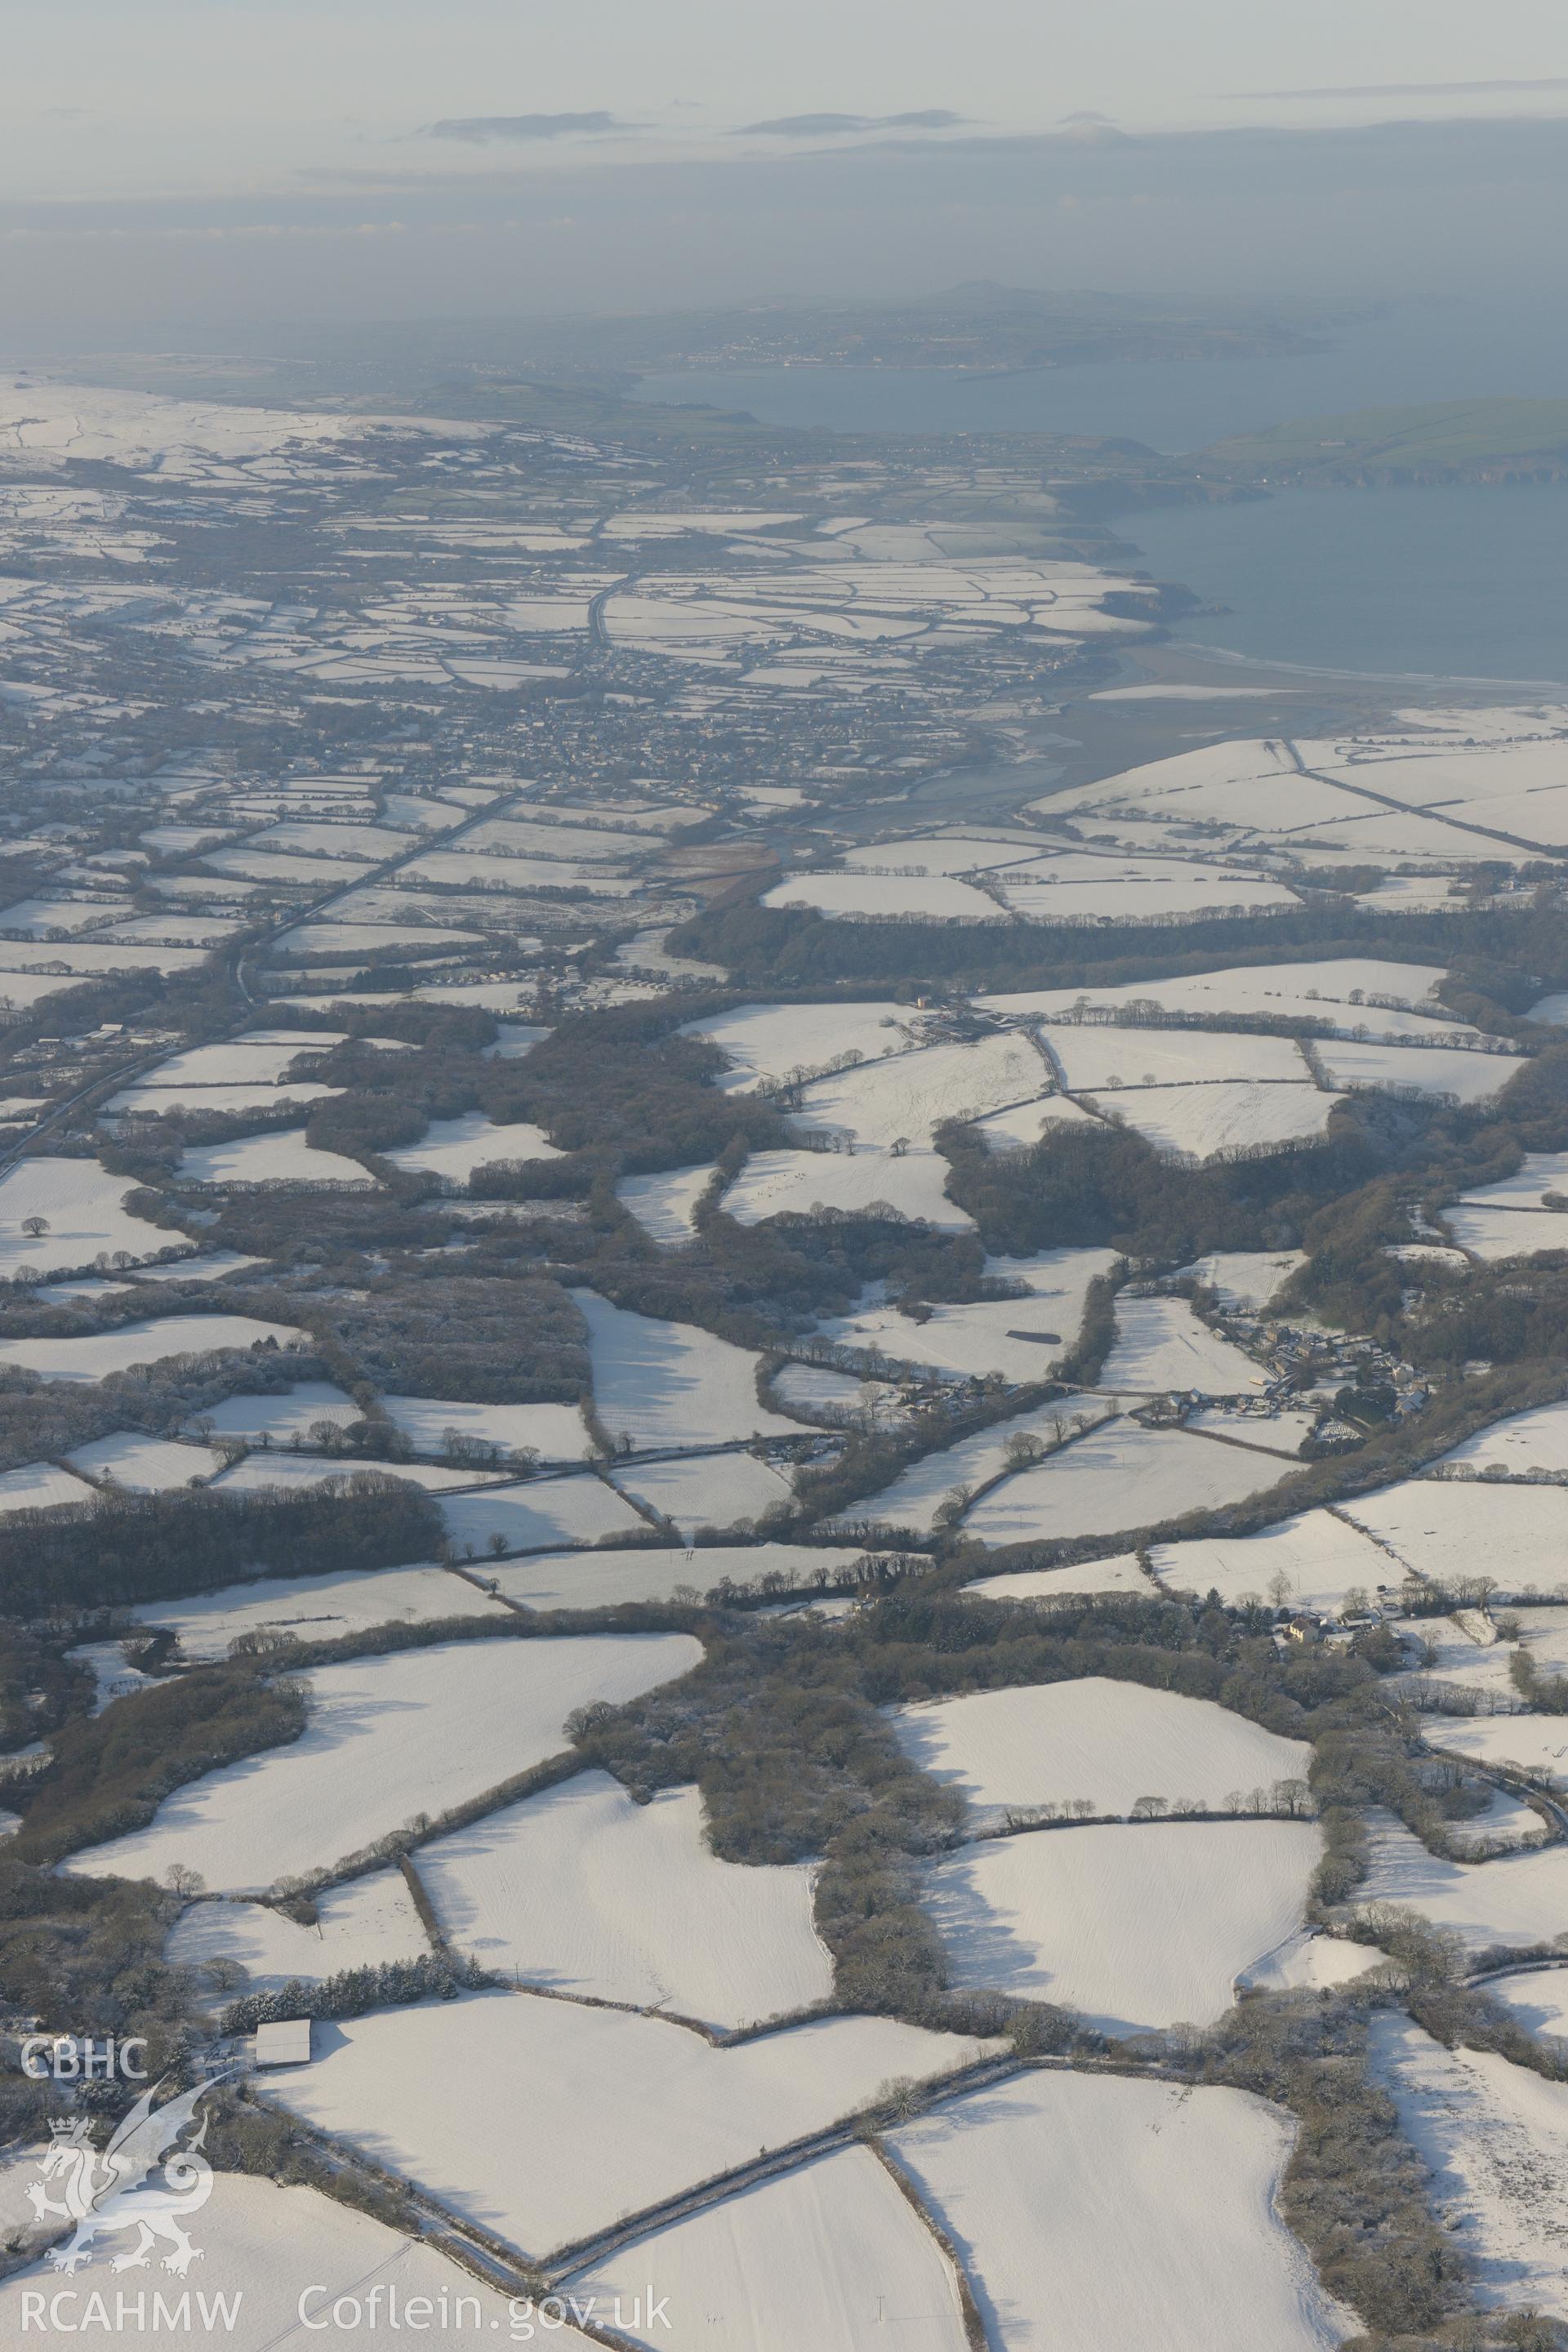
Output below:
[1236,1930,1389,1995]
[265,1990,988,2258]
[818,1246,1116,1383]
[722,1145,975,1229]
[421,1771,831,2027]
[1085,1080,1340,1162]
[795,1033,1049,1149]
[681,1000,915,1094]
[131,1562,506,1659]
[66,1634,700,1891]
[1486,1965,1568,2042]
[973,1093,1106,1149]
[1444,1204,1568,1261]
[980,956,1456,1036]
[1099,1298,1263,1394]
[960,1551,1160,1603]
[1341,1480,1568,1589]
[833,1395,1115,1538]
[841,831,1045,875]
[962,1420,1285,1546]
[581,2144,969,2352]
[617,1161,714,1245]
[571,1289,804,1450]
[463,814,652,862]
[271,918,483,960]
[612,1450,793,1539]
[1052,1027,1310,1090]
[0,1460,96,1514]
[1436,1401,1568,1477]
[925,1820,1320,2031]
[998,858,1299,924]
[1387,1614,1522,1708]
[1419,1713,1568,1784]
[251,818,415,862]
[1151,1510,1394,1615]
[1449,1784,1548,1855]
[764,871,1004,922]
[385,1112,562,1183]
[111,1079,341,1118]
[132,1034,351,1089]
[1371,2014,1568,2321]
[401,850,637,893]
[1178,1249,1305,1310]
[1358,1811,1568,1947]
[893,1679,1308,1826]
[184,1380,358,1442]
[68,1432,222,1490]
[0,1312,304,1384]
[0,893,127,936]
[492,1542,868,1612]
[212,1453,501,1498]
[0,938,205,976]
[167,1868,429,2001]
[1455,1150,1568,1210]
[1315,1040,1526,1103]
[0,1156,168,1278]
[179,1131,381,1188]
[382,1396,592,1462]
[439,1475,650,1556]
[1512,1606,1568,1668]
[209,848,359,886]
[890,2072,1347,2352]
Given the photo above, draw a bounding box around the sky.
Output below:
[7,0,1568,332]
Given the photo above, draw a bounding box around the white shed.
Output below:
[254,2018,312,2068]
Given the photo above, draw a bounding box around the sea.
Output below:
[631,303,1568,688]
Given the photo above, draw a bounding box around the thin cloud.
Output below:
[738,109,968,136]
[1228,78,1568,100]
[425,113,639,144]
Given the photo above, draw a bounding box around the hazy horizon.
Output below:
[7,0,1568,336]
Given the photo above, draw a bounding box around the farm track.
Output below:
[546,2047,1179,2285]
[864,2134,991,2350]
[545,2054,1026,2283]
[1463,1953,1568,1989]
[1281,738,1553,861]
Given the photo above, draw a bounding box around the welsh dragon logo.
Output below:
[26,2074,228,2276]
